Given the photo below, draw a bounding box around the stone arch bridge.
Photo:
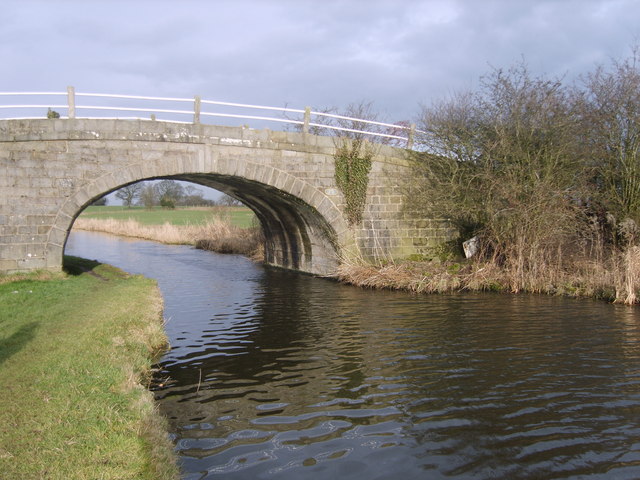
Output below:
[0,119,453,276]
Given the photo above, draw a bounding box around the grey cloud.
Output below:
[0,0,638,124]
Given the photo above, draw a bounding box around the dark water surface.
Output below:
[67,231,640,479]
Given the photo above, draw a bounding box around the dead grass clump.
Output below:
[336,260,500,294]
[194,229,262,257]
[614,246,640,305]
[336,262,416,291]
[193,219,263,257]
[337,244,640,305]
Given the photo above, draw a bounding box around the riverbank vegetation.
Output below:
[378,49,640,305]
[335,49,640,305]
[75,206,263,258]
[0,257,179,479]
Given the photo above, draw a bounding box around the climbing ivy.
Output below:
[335,138,373,225]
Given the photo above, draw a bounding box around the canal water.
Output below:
[66,231,640,479]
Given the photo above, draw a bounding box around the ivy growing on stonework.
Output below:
[334,138,373,225]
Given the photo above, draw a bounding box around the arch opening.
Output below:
[61,173,342,276]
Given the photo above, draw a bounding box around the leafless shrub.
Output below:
[406,61,587,292]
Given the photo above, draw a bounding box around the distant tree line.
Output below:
[114,180,241,209]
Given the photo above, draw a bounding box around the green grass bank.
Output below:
[0,257,179,480]
[81,205,256,228]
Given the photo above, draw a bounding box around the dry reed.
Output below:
[337,246,640,306]
[616,246,640,305]
[336,260,503,295]
[73,217,263,259]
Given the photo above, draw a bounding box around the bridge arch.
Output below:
[51,155,349,275]
[0,119,453,276]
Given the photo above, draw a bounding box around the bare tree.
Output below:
[181,185,211,206]
[155,180,184,202]
[138,183,157,209]
[408,62,585,286]
[115,183,142,207]
[216,193,242,206]
[578,47,640,227]
[154,180,185,208]
[285,101,403,145]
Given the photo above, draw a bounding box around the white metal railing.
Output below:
[0,86,419,149]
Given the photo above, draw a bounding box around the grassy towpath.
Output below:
[0,258,179,480]
[81,205,256,228]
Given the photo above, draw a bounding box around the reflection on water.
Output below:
[67,231,640,479]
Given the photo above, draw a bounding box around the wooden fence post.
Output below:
[194,95,201,124]
[303,106,311,134]
[67,86,75,119]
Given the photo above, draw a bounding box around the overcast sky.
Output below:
[2,0,638,125]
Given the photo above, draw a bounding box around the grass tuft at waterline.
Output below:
[0,256,179,479]
[336,245,640,305]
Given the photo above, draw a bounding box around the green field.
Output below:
[81,205,256,228]
[0,258,178,479]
